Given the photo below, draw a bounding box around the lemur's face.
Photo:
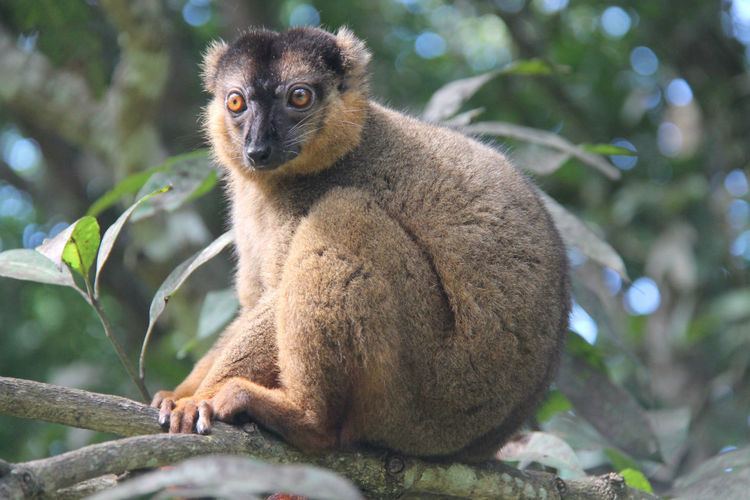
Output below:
[203,28,370,175]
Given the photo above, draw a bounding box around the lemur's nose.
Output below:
[246,145,271,166]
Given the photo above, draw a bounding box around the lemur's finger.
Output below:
[158,399,175,428]
[197,401,213,435]
[169,408,183,434]
[181,401,198,433]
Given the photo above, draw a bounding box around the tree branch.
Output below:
[0,377,656,499]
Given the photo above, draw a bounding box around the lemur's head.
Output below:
[202,27,371,178]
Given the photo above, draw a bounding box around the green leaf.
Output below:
[422,71,500,122]
[539,191,629,280]
[197,288,239,339]
[141,232,234,376]
[619,468,654,493]
[442,107,485,127]
[37,216,101,278]
[514,144,570,176]
[671,446,750,498]
[86,149,210,217]
[580,143,638,157]
[94,186,171,297]
[146,231,233,334]
[132,150,215,222]
[605,448,640,472]
[465,121,621,180]
[178,287,240,358]
[61,216,100,277]
[500,58,556,76]
[536,390,572,423]
[36,223,77,270]
[188,170,219,202]
[87,168,160,217]
[557,351,662,460]
[566,329,607,372]
[0,249,76,287]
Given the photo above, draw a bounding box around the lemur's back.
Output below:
[313,102,571,457]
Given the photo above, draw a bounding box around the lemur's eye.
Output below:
[226,92,246,113]
[288,85,314,110]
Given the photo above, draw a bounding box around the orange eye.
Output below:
[288,86,313,110]
[226,92,246,113]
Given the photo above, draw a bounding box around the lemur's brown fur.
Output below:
[152,27,570,460]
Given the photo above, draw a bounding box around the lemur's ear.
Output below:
[335,27,371,80]
[201,39,229,93]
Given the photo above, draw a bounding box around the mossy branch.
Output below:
[0,377,656,499]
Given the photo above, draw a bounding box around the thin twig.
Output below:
[83,277,150,402]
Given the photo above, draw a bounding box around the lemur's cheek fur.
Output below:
[205,100,243,172]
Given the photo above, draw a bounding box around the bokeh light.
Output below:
[396,0,423,14]
[600,6,631,38]
[289,4,320,27]
[602,267,623,295]
[724,169,749,197]
[630,46,659,76]
[22,223,46,249]
[570,302,599,344]
[182,0,211,27]
[1,128,42,175]
[665,78,694,106]
[415,31,446,59]
[657,122,683,157]
[728,199,750,229]
[536,0,569,14]
[0,184,34,221]
[643,87,662,110]
[609,138,638,170]
[624,277,661,315]
[730,0,750,44]
[456,15,511,71]
[567,247,587,268]
[48,221,69,239]
[495,0,526,13]
[732,230,750,259]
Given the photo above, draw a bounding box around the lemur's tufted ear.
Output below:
[201,39,229,93]
[335,27,371,82]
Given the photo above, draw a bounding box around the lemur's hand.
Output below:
[150,390,175,409]
[156,395,214,435]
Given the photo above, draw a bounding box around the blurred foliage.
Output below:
[0,0,749,494]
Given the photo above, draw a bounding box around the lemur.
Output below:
[152,26,570,461]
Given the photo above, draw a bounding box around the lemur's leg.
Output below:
[156,294,279,433]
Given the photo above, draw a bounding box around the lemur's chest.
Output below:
[230,177,320,294]
[229,165,383,296]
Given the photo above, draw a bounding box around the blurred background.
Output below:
[0,0,748,493]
